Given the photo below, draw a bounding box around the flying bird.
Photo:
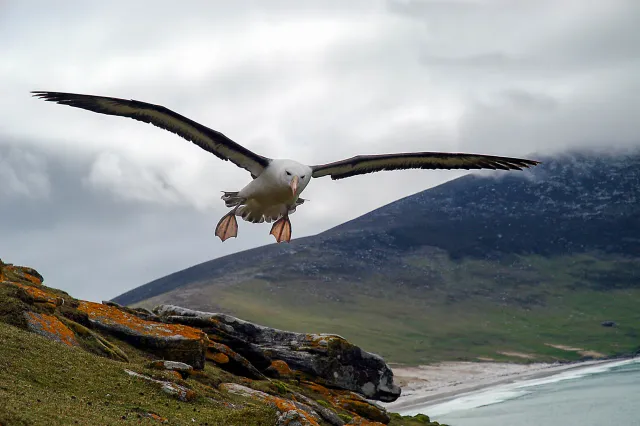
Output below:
[32,91,540,243]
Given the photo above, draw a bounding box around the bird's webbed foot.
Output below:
[215,211,239,242]
[270,215,292,243]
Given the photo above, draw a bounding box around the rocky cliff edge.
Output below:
[0,258,446,426]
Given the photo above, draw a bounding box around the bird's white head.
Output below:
[270,159,312,197]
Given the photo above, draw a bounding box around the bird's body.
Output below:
[231,159,311,223]
[32,91,540,243]
[240,160,311,210]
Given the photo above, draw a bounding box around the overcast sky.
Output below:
[1,0,639,302]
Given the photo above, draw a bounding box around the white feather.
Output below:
[225,159,312,223]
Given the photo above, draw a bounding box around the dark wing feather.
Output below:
[311,152,540,180]
[31,91,270,177]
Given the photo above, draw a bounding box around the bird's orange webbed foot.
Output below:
[215,212,238,242]
[270,216,292,243]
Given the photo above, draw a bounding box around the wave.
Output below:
[400,358,640,417]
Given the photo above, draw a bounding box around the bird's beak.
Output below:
[290,175,299,196]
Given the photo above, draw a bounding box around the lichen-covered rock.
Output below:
[1,258,414,424]
[103,300,161,322]
[78,301,208,369]
[333,391,390,424]
[207,341,267,380]
[148,360,194,376]
[153,307,273,371]
[61,317,129,362]
[298,381,390,425]
[12,282,64,310]
[220,383,321,426]
[291,392,345,426]
[155,305,401,402]
[267,359,296,379]
[125,369,196,402]
[140,412,169,423]
[24,312,79,347]
[346,417,387,426]
[0,260,44,285]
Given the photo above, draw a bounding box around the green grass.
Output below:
[0,321,278,426]
[0,321,448,425]
[135,252,640,365]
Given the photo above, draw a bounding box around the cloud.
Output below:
[0,148,51,198]
[0,0,639,301]
[84,152,183,205]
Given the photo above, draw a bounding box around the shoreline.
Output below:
[383,356,636,413]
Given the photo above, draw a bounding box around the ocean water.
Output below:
[401,358,640,426]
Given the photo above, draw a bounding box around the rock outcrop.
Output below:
[76,300,209,369]
[154,304,401,402]
[0,258,446,425]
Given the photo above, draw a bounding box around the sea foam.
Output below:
[401,358,640,417]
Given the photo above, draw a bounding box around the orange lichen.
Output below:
[142,412,168,423]
[337,399,385,422]
[302,334,348,349]
[331,392,389,424]
[11,282,63,309]
[24,312,79,347]
[220,383,320,426]
[347,417,387,426]
[270,360,294,376]
[15,267,43,285]
[265,395,320,426]
[206,342,260,376]
[300,380,332,397]
[181,388,197,402]
[301,383,389,423]
[148,360,166,369]
[77,301,207,341]
[1,264,44,285]
[166,371,183,380]
[207,352,230,364]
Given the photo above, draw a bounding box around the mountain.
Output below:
[113,149,640,365]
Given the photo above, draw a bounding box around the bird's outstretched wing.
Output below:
[32,91,271,177]
[311,152,540,180]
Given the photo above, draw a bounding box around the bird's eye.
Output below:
[301,175,306,179]
[286,171,292,176]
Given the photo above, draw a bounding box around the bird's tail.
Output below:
[221,191,244,208]
[287,198,306,214]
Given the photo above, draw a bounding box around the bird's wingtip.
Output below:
[31,91,52,99]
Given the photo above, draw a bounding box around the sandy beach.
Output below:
[382,359,623,413]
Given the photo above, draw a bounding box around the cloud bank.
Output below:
[1,0,638,300]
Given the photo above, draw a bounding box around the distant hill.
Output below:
[114,149,640,365]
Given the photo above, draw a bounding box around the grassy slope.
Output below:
[0,321,278,426]
[0,309,441,426]
[134,252,640,365]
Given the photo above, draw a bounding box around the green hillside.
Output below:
[133,251,640,365]
[119,151,640,365]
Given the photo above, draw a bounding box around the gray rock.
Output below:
[161,360,192,371]
[125,369,196,402]
[207,341,267,380]
[152,308,273,371]
[150,360,194,373]
[220,383,320,426]
[292,392,345,426]
[155,305,401,402]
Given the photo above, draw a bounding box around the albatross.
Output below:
[32,91,540,243]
